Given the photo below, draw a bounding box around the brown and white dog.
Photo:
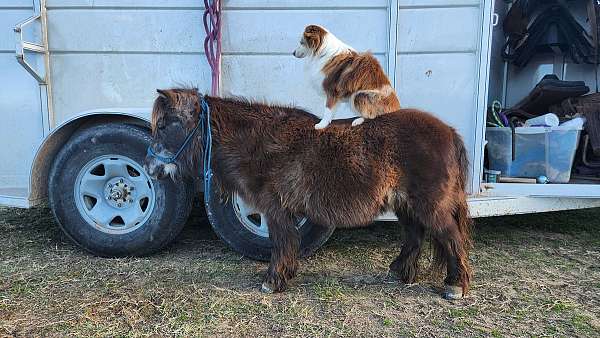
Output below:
[293,24,400,129]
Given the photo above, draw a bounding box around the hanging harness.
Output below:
[503,1,597,67]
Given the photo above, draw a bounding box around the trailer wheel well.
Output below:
[29,113,150,206]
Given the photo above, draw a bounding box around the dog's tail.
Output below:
[350,85,400,118]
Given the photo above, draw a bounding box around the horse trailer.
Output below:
[2,0,600,257]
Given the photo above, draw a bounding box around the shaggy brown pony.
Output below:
[144,88,473,300]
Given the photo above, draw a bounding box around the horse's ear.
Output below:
[156,89,168,99]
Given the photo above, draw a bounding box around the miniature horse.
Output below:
[144,88,473,299]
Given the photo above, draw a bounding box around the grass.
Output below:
[1,205,599,337]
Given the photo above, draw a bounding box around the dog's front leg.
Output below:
[315,96,338,130]
[261,210,300,293]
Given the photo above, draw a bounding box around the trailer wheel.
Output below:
[206,184,334,261]
[49,123,193,257]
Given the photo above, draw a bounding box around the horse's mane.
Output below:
[208,94,319,121]
[151,86,320,129]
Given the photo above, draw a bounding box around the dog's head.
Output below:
[293,25,328,58]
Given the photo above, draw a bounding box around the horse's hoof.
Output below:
[387,269,400,280]
[442,284,464,300]
[260,282,274,294]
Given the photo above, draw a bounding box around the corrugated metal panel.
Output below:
[0,0,33,8]
[47,9,208,52]
[46,3,210,123]
[46,2,390,122]
[399,0,480,6]
[46,0,387,9]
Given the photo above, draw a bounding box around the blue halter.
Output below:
[146,93,213,202]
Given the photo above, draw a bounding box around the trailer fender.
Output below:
[28,110,151,206]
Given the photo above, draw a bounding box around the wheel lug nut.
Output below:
[119,178,124,184]
[117,203,122,207]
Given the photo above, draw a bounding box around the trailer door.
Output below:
[0,1,47,207]
[392,0,494,194]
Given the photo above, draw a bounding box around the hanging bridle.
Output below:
[146,93,214,202]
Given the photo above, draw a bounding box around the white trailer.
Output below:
[2,0,599,257]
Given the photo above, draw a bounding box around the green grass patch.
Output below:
[490,328,503,338]
[449,306,479,318]
[312,278,348,301]
[549,300,575,313]
[570,314,595,334]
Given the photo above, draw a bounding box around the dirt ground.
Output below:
[1,205,599,337]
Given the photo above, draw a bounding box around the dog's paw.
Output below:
[315,121,330,130]
[351,117,365,127]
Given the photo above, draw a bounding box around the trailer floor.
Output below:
[1,206,599,337]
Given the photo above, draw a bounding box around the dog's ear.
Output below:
[303,25,327,51]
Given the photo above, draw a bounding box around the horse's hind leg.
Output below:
[260,209,300,294]
[429,213,472,300]
[389,212,425,284]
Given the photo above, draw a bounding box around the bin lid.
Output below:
[514,126,583,134]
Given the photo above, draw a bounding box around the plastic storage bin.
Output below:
[486,126,582,183]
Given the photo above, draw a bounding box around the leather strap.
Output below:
[588,0,599,92]
[588,0,599,63]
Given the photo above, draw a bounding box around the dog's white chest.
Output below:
[304,60,326,94]
[303,58,358,119]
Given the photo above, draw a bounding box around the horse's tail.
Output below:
[452,132,473,293]
[430,132,474,294]
[453,132,472,243]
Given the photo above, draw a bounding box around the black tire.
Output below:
[205,181,334,261]
[49,123,193,257]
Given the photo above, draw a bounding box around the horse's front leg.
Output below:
[261,210,300,293]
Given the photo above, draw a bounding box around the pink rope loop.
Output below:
[203,0,221,95]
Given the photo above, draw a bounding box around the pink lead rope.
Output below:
[203,0,221,96]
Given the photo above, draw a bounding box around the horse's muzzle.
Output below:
[143,156,166,180]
